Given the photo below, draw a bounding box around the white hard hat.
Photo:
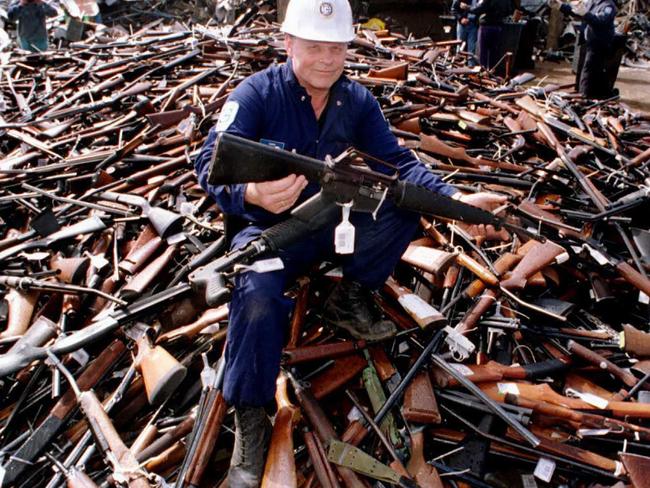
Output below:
[281,0,355,43]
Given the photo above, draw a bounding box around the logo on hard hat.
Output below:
[319,1,333,16]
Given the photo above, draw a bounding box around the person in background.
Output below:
[460,0,515,69]
[452,0,479,66]
[560,0,617,98]
[7,0,57,52]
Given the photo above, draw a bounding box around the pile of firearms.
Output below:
[1,3,650,488]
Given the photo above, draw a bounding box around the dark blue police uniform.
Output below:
[194,60,457,407]
[577,0,617,98]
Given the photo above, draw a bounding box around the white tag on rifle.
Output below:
[233,258,284,274]
[533,457,556,483]
[335,204,355,254]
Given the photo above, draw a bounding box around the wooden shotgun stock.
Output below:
[47,350,149,488]
[566,340,638,388]
[119,245,177,300]
[621,324,650,357]
[287,277,310,349]
[136,414,195,463]
[183,391,227,487]
[504,393,650,441]
[283,340,367,365]
[500,240,568,291]
[383,277,446,329]
[406,430,444,488]
[262,372,301,488]
[119,236,163,275]
[432,359,567,388]
[1,288,39,338]
[309,354,367,400]
[419,133,524,172]
[304,431,341,488]
[157,304,229,343]
[289,375,368,488]
[481,381,650,418]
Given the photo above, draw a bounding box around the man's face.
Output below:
[285,35,347,93]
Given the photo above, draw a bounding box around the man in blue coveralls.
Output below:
[194,0,505,485]
[7,0,57,52]
[560,0,617,99]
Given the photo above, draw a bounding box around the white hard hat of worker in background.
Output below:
[281,0,355,43]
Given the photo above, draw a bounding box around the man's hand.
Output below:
[244,174,308,214]
[459,191,508,212]
[456,192,511,243]
[460,1,470,9]
[460,17,470,25]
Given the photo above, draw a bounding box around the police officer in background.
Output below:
[560,0,617,98]
[7,0,57,52]
[452,0,480,66]
[459,0,516,69]
[195,1,505,485]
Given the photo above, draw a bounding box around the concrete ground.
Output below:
[530,59,650,113]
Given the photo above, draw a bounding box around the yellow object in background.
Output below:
[361,18,386,31]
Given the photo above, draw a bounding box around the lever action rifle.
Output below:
[207,133,536,238]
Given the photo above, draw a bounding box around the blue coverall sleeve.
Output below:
[194,78,265,217]
[451,0,464,20]
[469,0,490,16]
[42,2,58,17]
[583,4,615,27]
[7,1,21,20]
[355,91,458,197]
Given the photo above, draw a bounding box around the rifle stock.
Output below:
[1,288,39,338]
[262,372,301,488]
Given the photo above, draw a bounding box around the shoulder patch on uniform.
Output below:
[604,6,613,14]
[215,101,239,132]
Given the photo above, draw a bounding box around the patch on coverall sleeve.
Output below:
[215,101,239,132]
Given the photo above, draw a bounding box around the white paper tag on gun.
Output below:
[234,258,285,274]
[335,203,355,254]
[534,457,556,483]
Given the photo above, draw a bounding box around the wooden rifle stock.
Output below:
[157,304,228,343]
[304,431,341,488]
[500,240,567,291]
[262,372,301,488]
[287,277,310,349]
[482,381,650,418]
[454,288,498,335]
[419,133,523,172]
[406,430,443,488]
[383,277,446,329]
[621,324,650,357]
[309,354,367,400]
[1,288,39,338]
[77,390,150,488]
[136,414,195,463]
[504,393,650,441]
[119,236,163,275]
[283,340,367,365]
[401,244,456,279]
[183,391,227,487]
[615,261,650,298]
[120,245,177,300]
[566,340,638,388]
[464,252,521,299]
[134,330,187,405]
[402,371,441,424]
[50,256,91,284]
[290,376,367,488]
